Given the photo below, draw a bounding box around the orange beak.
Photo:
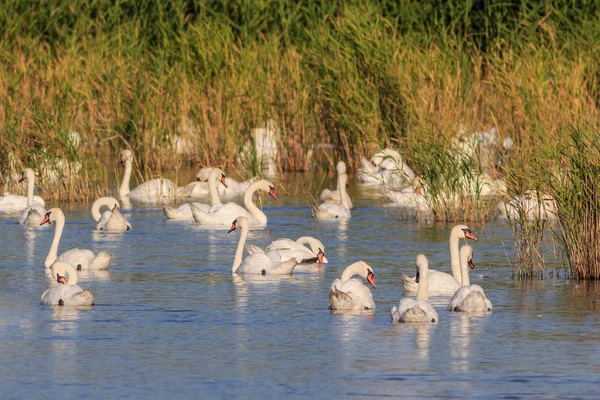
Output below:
[317,249,324,264]
[367,272,376,289]
[40,213,51,226]
[227,221,237,233]
[56,274,67,284]
[371,161,376,167]
[465,230,478,241]
[220,174,228,188]
[269,187,277,200]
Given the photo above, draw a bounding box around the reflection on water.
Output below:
[1,175,600,399]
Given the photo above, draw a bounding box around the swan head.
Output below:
[227,216,249,233]
[50,262,78,285]
[209,168,228,188]
[460,245,475,269]
[356,261,376,288]
[452,224,478,241]
[336,161,347,175]
[196,167,212,182]
[256,180,277,200]
[415,254,429,283]
[317,248,325,264]
[120,149,134,165]
[40,208,60,226]
[19,168,35,183]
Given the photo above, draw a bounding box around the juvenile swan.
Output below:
[401,225,478,294]
[91,197,131,232]
[228,216,297,275]
[41,262,95,306]
[329,261,376,310]
[245,236,328,264]
[447,245,493,312]
[41,208,112,270]
[391,255,439,323]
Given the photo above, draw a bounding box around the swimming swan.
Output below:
[448,245,493,312]
[313,173,351,220]
[119,149,177,204]
[319,161,353,209]
[401,224,478,294]
[228,216,297,275]
[41,262,95,306]
[163,168,227,220]
[0,170,45,215]
[245,236,328,264]
[91,197,131,232]
[18,168,47,226]
[191,180,277,227]
[391,254,439,323]
[329,261,376,310]
[41,208,112,270]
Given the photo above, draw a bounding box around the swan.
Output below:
[228,216,297,275]
[358,149,415,186]
[164,168,228,220]
[245,236,328,264]
[119,149,177,204]
[41,262,95,306]
[313,173,351,220]
[91,197,131,232]
[18,168,47,226]
[319,161,354,209]
[498,190,557,221]
[191,180,277,227]
[0,172,45,215]
[391,254,439,323]
[401,224,478,294]
[448,245,493,312]
[329,261,376,310]
[40,208,112,270]
[178,167,255,199]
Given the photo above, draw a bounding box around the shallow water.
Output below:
[1,175,599,399]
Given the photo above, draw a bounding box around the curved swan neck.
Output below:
[243,180,269,225]
[296,236,321,254]
[460,247,471,287]
[340,261,366,282]
[416,257,429,301]
[208,168,223,207]
[338,174,350,210]
[45,210,65,268]
[52,262,78,285]
[232,221,250,273]
[26,169,35,207]
[91,197,117,221]
[119,159,132,199]
[450,230,461,282]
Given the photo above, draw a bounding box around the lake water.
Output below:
[1,173,599,399]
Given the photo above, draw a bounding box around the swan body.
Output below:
[119,149,177,204]
[41,262,95,306]
[448,245,493,312]
[0,170,45,215]
[245,236,328,264]
[179,168,255,199]
[228,216,297,275]
[17,168,48,226]
[401,225,478,294]
[41,208,112,270]
[164,168,228,220]
[314,173,351,220]
[329,261,376,310]
[91,197,131,232]
[498,190,557,221]
[384,186,429,210]
[319,161,354,209]
[392,255,439,323]
[358,149,415,186]
[191,180,277,227]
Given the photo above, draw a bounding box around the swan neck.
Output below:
[339,175,350,209]
[416,260,429,301]
[45,212,64,268]
[119,160,132,199]
[450,233,461,282]
[460,252,471,287]
[91,198,108,221]
[26,171,35,207]
[296,236,317,254]
[340,262,363,282]
[232,223,249,273]
[208,169,222,206]
[243,181,267,224]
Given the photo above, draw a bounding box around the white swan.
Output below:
[329,261,376,310]
[498,190,557,221]
[448,245,493,312]
[18,168,47,226]
[319,161,354,209]
[245,236,328,264]
[358,149,415,186]
[91,197,131,232]
[401,225,478,294]
[313,173,351,220]
[41,208,112,270]
[191,180,277,227]
[119,149,177,204]
[391,254,439,323]
[228,216,297,275]
[0,171,45,215]
[178,167,255,199]
[41,262,95,306]
[164,168,227,220]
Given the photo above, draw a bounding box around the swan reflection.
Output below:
[24,228,37,265]
[449,312,489,373]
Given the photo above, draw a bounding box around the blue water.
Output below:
[1,176,599,399]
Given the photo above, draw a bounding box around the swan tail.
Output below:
[390,306,401,322]
[400,272,418,293]
[245,243,264,255]
[163,206,176,219]
[278,259,297,275]
[400,306,428,322]
[71,289,95,306]
[462,291,489,312]
[90,251,112,270]
[328,287,355,310]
